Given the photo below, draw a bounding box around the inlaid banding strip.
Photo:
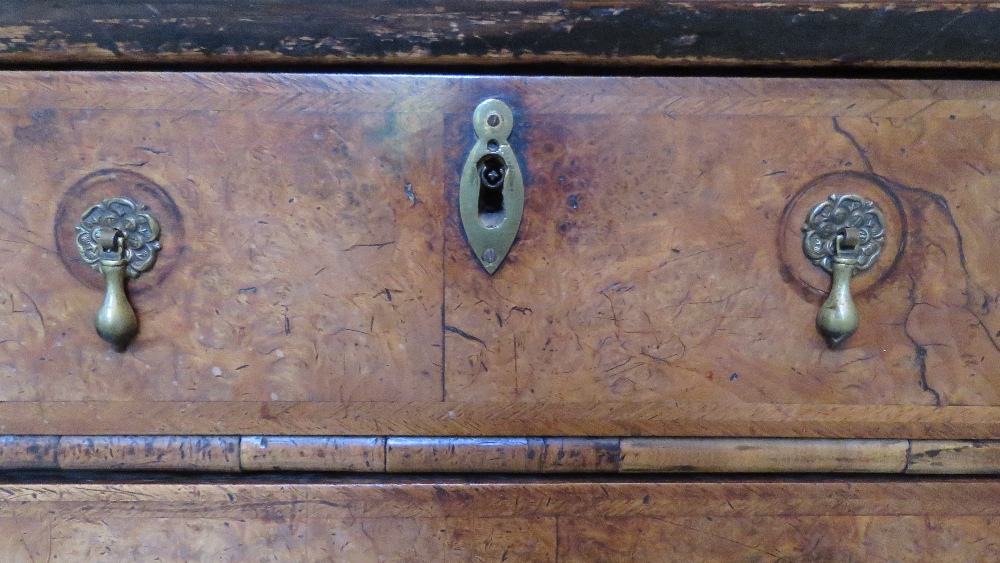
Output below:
[906,440,1000,474]
[241,436,385,472]
[56,436,240,472]
[0,436,997,474]
[619,438,909,473]
[385,437,619,473]
[0,436,58,469]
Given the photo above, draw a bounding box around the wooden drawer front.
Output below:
[2,73,1000,437]
[3,478,1000,561]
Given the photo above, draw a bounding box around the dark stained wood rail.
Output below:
[1,1,1000,69]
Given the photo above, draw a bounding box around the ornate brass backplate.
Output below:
[76,196,161,350]
[459,99,524,274]
[802,194,886,346]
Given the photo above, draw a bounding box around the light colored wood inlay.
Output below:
[620,438,909,473]
[386,437,619,472]
[240,436,385,472]
[57,436,239,471]
[0,435,57,469]
[906,440,1000,474]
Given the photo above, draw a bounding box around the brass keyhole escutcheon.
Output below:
[802,194,886,347]
[459,99,524,274]
[76,197,161,351]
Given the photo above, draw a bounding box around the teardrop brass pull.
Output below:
[76,197,161,351]
[802,195,885,347]
[459,99,524,274]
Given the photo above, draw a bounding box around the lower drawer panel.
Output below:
[2,478,999,561]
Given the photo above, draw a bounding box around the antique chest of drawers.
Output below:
[3,1,1000,560]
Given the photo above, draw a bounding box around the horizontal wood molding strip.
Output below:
[385,437,620,473]
[1,436,999,474]
[5,479,1000,518]
[7,402,1000,439]
[56,436,240,472]
[0,435,58,470]
[240,436,385,472]
[2,2,1000,69]
[906,440,1000,474]
[620,438,909,473]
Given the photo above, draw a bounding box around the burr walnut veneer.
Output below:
[4,478,1000,561]
[1,73,1000,438]
[3,71,1000,560]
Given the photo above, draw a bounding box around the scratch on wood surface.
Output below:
[343,241,396,251]
[444,325,486,346]
[831,117,873,173]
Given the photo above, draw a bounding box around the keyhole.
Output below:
[477,153,507,228]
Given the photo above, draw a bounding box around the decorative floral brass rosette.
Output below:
[802,193,885,273]
[76,196,161,278]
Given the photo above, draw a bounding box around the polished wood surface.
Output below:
[907,440,1000,474]
[1,478,1000,561]
[2,435,999,473]
[241,436,385,472]
[386,437,619,473]
[3,74,1000,437]
[620,438,909,473]
[0,435,57,469]
[57,436,239,471]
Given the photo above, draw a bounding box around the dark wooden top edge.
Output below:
[1,2,1000,70]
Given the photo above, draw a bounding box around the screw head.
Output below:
[482,248,497,264]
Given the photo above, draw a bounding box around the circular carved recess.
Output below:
[778,172,905,298]
[55,169,185,294]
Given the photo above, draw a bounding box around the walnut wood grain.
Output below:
[387,437,542,473]
[0,435,57,469]
[443,76,1000,436]
[57,436,239,471]
[906,440,1000,474]
[4,402,1000,438]
[8,435,1000,473]
[1,479,999,561]
[620,438,908,473]
[1,2,1000,69]
[0,73,447,412]
[2,74,1000,438]
[7,479,1000,518]
[241,436,385,472]
[558,515,1000,561]
[386,437,619,472]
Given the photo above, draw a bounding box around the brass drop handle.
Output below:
[93,229,139,349]
[76,197,161,351]
[815,229,861,345]
[803,195,885,347]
